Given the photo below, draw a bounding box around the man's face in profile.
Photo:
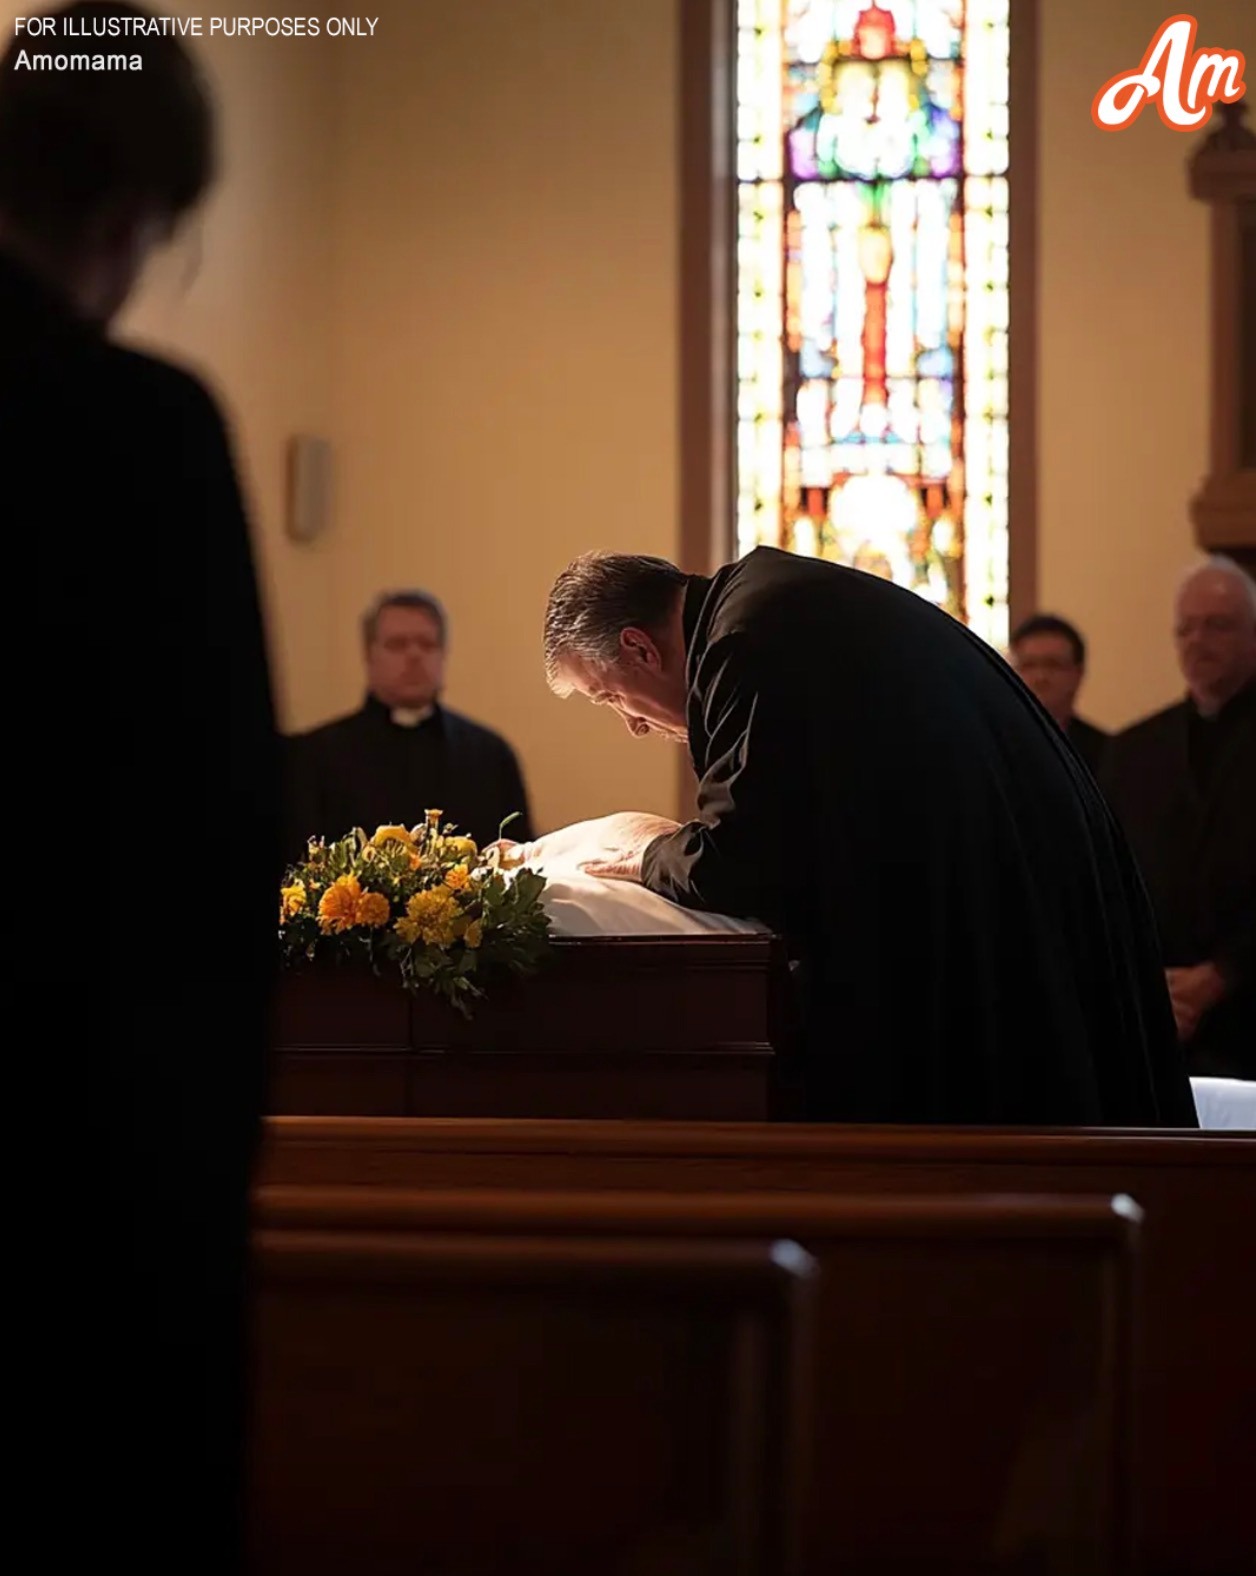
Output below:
[367,606,446,711]
[1012,633,1083,724]
[556,643,689,744]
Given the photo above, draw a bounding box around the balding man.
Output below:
[1103,558,1256,1079]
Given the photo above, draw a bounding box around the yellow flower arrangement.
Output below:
[371,825,415,849]
[280,882,306,920]
[318,875,363,934]
[279,813,549,1015]
[356,891,392,929]
[396,888,461,948]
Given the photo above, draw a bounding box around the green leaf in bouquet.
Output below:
[279,818,552,1013]
[510,869,546,908]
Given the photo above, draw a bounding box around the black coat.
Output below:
[284,696,533,858]
[642,548,1197,1126]
[1,250,280,1566]
[1066,715,1109,780]
[1102,685,1255,1079]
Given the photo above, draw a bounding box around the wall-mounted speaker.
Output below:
[286,435,332,544]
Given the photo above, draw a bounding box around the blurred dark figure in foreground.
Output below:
[1,4,279,1567]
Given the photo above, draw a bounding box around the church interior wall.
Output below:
[12,0,1245,828]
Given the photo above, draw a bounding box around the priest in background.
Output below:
[1,4,278,1568]
[539,548,1197,1127]
[1009,613,1109,778]
[285,589,533,855]
[1102,558,1255,1080]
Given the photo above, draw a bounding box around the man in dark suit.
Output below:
[1103,558,1255,1080]
[1009,613,1109,778]
[538,549,1196,1126]
[285,590,533,855]
[1,5,278,1566]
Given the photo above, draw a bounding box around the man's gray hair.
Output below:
[544,552,687,695]
[361,589,448,648]
[1177,555,1256,620]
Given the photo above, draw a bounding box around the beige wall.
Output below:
[12,0,1249,820]
[0,0,340,721]
[117,7,339,728]
[1037,0,1253,730]
[326,0,679,833]
[91,0,677,835]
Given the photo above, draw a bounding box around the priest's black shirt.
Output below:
[641,548,1197,1126]
[285,695,533,857]
[1066,715,1109,779]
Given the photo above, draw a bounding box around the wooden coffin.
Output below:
[269,935,788,1120]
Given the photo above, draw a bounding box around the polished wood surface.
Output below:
[270,938,786,1119]
[251,1209,814,1575]
[252,1184,1134,1576]
[263,1119,1254,1576]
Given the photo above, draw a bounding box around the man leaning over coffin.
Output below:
[494,548,1197,1128]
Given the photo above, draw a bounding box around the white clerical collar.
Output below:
[390,704,435,729]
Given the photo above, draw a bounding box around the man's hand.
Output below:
[1166,962,1228,1042]
[579,812,683,883]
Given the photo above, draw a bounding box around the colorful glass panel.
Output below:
[736,0,1011,647]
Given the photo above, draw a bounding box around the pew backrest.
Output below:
[261,1120,1254,1576]
[253,1210,814,1576]
[254,1183,1138,1576]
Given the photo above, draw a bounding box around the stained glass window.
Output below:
[736,1,1011,647]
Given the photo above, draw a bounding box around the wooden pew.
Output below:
[263,1120,1255,1576]
[253,1183,1138,1576]
[251,1208,814,1575]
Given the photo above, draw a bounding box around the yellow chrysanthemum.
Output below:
[444,864,471,892]
[395,887,460,948]
[463,920,483,950]
[371,825,415,849]
[280,881,306,919]
[443,836,478,861]
[318,875,362,934]
[356,891,391,929]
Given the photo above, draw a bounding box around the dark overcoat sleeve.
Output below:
[103,359,280,1564]
[1214,901,1255,993]
[640,633,804,928]
[192,382,282,978]
[106,363,279,995]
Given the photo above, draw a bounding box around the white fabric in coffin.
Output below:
[513,819,765,938]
